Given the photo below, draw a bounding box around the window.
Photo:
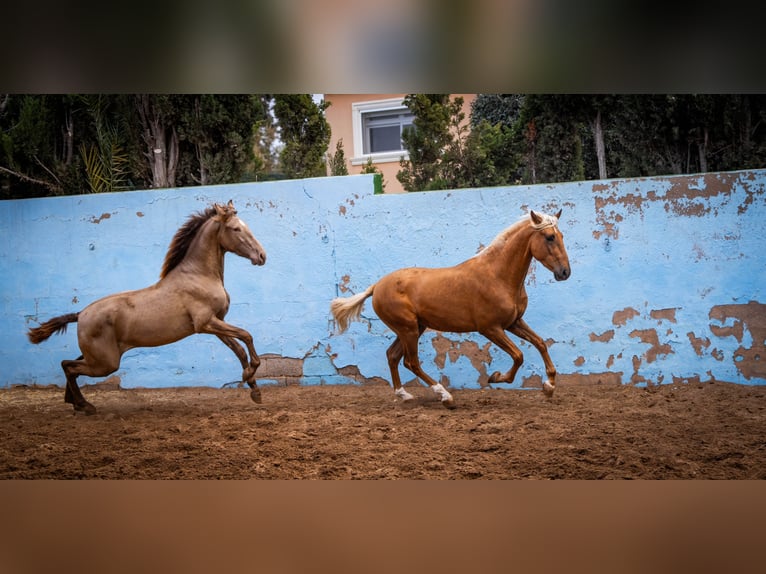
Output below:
[351,98,414,165]
[362,110,413,154]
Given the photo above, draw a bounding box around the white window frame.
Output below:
[351,97,412,165]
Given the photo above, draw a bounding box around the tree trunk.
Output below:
[196,142,208,185]
[137,95,178,189]
[698,126,708,173]
[592,108,607,180]
[63,109,74,165]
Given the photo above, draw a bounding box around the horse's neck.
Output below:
[176,220,226,281]
[484,225,534,287]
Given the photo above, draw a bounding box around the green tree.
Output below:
[327,138,349,176]
[273,94,331,179]
[175,95,266,186]
[471,94,524,128]
[251,95,280,179]
[514,95,585,184]
[469,94,526,185]
[397,94,456,191]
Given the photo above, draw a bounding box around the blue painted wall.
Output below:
[1,170,764,390]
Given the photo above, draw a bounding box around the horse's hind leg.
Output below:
[385,337,414,402]
[61,352,119,415]
[217,335,262,403]
[399,328,455,409]
[63,355,84,405]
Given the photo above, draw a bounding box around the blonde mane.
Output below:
[478,211,559,256]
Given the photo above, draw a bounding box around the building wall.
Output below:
[324,94,475,193]
[1,170,764,391]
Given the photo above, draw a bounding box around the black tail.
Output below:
[28,313,79,344]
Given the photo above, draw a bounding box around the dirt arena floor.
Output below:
[1,380,764,479]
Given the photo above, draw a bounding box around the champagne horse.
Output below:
[28,201,266,414]
[330,210,571,408]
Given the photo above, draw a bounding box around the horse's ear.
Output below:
[530,210,543,225]
[213,203,226,217]
[555,209,562,220]
[227,199,235,211]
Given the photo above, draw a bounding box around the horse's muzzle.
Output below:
[554,266,570,281]
[251,252,267,266]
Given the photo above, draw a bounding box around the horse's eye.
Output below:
[233,226,241,232]
[545,234,554,242]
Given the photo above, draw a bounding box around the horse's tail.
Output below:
[27,313,79,344]
[330,284,375,334]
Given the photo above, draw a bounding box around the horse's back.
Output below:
[372,265,483,332]
[372,260,525,333]
[77,284,197,350]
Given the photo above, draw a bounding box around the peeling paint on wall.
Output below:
[589,330,615,343]
[88,212,113,224]
[613,307,640,326]
[431,333,493,387]
[2,170,764,390]
[709,301,766,380]
[629,329,673,363]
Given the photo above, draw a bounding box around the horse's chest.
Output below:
[210,288,231,313]
[491,289,528,325]
[186,282,230,313]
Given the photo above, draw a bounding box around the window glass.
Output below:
[361,110,414,154]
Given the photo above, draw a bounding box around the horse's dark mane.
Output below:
[160,206,217,278]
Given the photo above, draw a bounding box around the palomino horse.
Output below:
[330,210,570,409]
[28,201,266,414]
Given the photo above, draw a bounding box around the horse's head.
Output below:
[528,209,570,281]
[214,200,267,266]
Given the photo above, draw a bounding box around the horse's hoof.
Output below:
[442,398,457,410]
[74,402,97,415]
[250,388,262,404]
[488,371,501,384]
[542,381,555,398]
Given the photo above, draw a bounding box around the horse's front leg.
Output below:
[216,335,261,401]
[508,318,556,397]
[203,318,261,403]
[481,327,524,387]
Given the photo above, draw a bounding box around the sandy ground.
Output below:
[1,380,764,479]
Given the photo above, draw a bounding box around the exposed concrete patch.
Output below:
[337,365,389,386]
[613,307,639,326]
[709,301,766,380]
[650,308,678,323]
[687,332,711,356]
[431,333,493,387]
[338,274,352,293]
[671,372,719,385]
[302,343,392,386]
[256,353,303,384]
[629,328,673,363]
[589,329,615,343]
[523,372,623,388]
[665,172,737,217]
[88,212,113,224]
